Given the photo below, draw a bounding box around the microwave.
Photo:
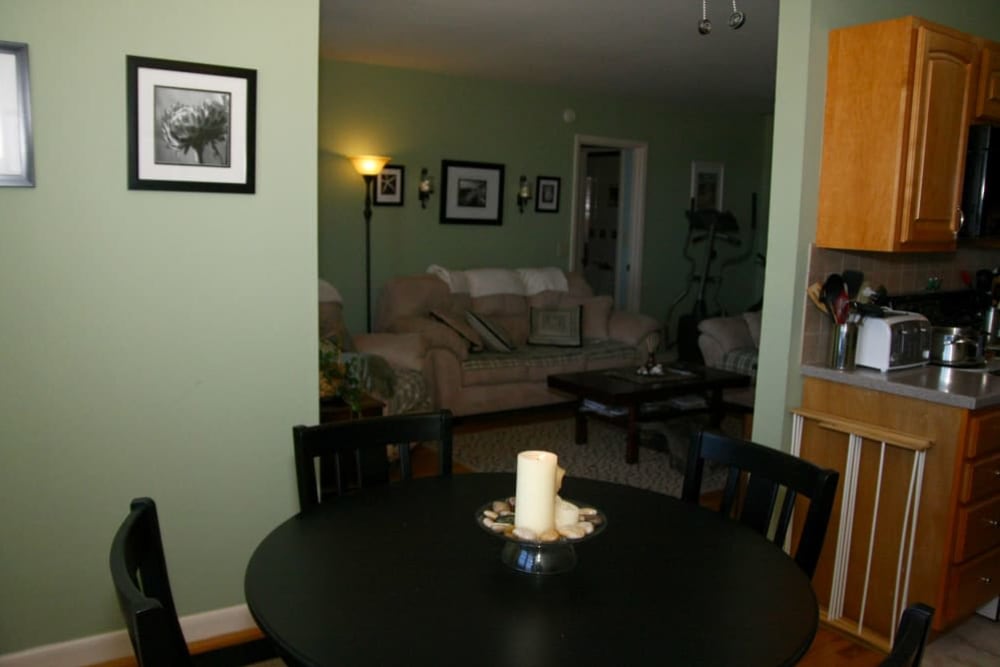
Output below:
[960,124,1000,238]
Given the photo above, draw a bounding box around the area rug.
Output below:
[453,415,734,497]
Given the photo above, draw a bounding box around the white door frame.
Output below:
[569,134,648,312]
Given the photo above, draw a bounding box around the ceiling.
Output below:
[319,0,779,113]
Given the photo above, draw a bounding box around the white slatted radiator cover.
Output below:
[791,408,932,649]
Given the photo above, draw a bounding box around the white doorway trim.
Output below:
[569,134,648,312]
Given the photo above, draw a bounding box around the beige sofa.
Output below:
[374,268,661,416]
[696,311,760,425]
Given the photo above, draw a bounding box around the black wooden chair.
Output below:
[293,409,453,512]
[681,430,839,579]
[881,603,935,667]
[109,497,193,667]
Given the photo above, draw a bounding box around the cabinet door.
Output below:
[977,42,1000,122]
[817,18,977,252]
[898,26,978,248]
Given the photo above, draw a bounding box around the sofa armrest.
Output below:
[353,332,427,372]
[388,315,470,361]
[608,311,662,346]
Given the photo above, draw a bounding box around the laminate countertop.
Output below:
[801,362,1000,410]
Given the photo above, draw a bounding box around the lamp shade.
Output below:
[349,155,391,176]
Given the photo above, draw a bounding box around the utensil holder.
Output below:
[829,322,858,370]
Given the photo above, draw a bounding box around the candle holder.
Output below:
[476,499,606,575]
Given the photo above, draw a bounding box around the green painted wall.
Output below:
[0,0,318,653]
[318,60,773,336]
[756,0,1000,449]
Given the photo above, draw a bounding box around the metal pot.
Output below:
[931,326,983,366]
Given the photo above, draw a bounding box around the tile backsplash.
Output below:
[802,244,1000,365]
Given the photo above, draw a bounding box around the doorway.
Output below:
[569,135,648,312]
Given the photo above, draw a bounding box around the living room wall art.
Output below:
[690,161,724,211]
[126,55,257,193]
[374,164,404,206]
[535,176,561,213]
[440,159,505,225]
[0,41,35,187]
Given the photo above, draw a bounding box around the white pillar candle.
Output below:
[514,450,558,535]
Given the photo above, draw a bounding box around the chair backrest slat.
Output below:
[293,410,453,512]
[681,430,839,579]
[109,497,193,667]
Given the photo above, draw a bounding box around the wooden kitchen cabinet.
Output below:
[976,40,1000,122]
[816,16,979,252]
[795,377,1000,649]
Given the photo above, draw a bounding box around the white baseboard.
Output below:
[0,604,257,667]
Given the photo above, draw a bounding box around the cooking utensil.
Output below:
[822,274,846,324]
[807,282,829,316]
[834,287,851,324]
[842,270,864,299]
[930,326,983,366]
[983,306,1000,345]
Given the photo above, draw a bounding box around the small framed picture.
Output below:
[374,164,404,206]
[0,41,34,187]
[535,176,561,213]
[440,159,505,225]
[127,55,257,193]
[690,161,724,211]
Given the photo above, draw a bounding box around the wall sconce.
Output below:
[418,167,434,209]
[348,154,391,332]
[517,175,532,213]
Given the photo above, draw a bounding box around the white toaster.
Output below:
[854,311,931,372]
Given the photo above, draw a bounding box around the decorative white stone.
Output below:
[492,500,512,513]
[557,524,586,540]
[512,526,539,541]
[483,510,498,520]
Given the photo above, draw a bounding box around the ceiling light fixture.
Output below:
[698,0,745,35]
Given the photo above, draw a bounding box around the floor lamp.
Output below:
[349,155,391,332]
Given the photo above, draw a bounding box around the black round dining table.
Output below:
[245,473,818,666]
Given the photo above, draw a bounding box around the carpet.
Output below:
[452,414,735,497]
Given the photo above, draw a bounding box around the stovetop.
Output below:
[883,289,988,328]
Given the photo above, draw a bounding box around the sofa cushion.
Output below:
[743,310,762,349]
[430,309,484,351]
[527,306,583,347]
[720,347,758,379]
[465,268,526,297]
[697,315,754,352]
[466,311,516,352]
[560,295,613,340]
[389,315,469,360]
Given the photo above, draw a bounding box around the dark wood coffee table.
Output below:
[547,363,751,464]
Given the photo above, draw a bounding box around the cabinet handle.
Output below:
[987,519,1000,528]
[955,207,965,235]
[993,469,1000,477]
[981,576,993,584]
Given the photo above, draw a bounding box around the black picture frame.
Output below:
[374,164,404,206]
[0,41,34,187]
[440,159,505,225]
[535,176,561,213]
[127,55,257,193]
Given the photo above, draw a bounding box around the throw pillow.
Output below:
[465,311,516,352]
[527,306,583,347]
[430,309,484,351]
